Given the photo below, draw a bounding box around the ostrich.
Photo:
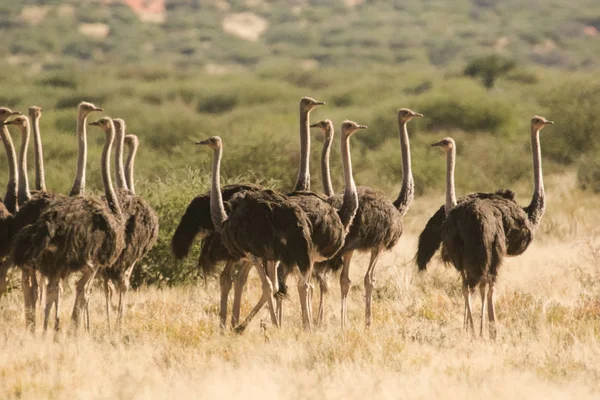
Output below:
[2,114,43,328]
[11,117,125,334]
[197,135,314,329]
[309,119,344,324]
[98,120,159,333]
[431,137,508,338]
[416,116,553,272]
[251,119,363,331]
[0,107,21,296]
[323,109,422,328]
[3,103,102,329]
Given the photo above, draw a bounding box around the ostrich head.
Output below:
[78,101,104,116]
[300,96,325,112]
[0,108,21,122]
[28,106,42,118]
[113,118,125,131]
[310,119,334,140]
[531,116,553,130]
[341,120,367,137]
[124,134,139,147]
[431,137,455,152]
[398,108,423,123]
[196,136,222,150]
[1,115,28,131]
[89,117,113,130]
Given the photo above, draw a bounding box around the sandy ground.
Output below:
[1,227,599,399]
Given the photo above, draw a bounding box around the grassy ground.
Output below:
[1,178,599,399]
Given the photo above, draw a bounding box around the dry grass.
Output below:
[1,190,600,399]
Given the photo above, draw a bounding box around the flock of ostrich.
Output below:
[0,96,552,339]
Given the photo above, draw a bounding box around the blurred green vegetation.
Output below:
[0,0,599,285]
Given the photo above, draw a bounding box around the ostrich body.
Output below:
[327,109,422,328]
[99,121,159,333]
[416,117,552,271]
[199,136,314,330]
[11,117,124,334]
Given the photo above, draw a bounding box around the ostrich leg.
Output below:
[487,281,497,339]
[70,263,98,334]
[231,262,252,328]
[479,281,487,337]
[116,261,136,333]
[462,276,474,334]
[340,250,354,329]
[364,248,381,329]
[317,274,328,326]
[234,260,278,333]
[22,268,38,333]
[43,276,61,335]
[219,261,235,330]
[104,279,113,334]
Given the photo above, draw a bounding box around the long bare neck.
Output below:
[294,108,311,192]
[445,147,457,216]
[393,120,414,216]
[30,112,46,192]
[114,122,128,191]
[337,133,358,231]
[125,139,138,195]
[17,124,31,204]
[69,111,88,196]
[209,146,228,232]
[321,132,334,197]
[1,125,18,213]
[101,125,122,217]
[527,126,545,228]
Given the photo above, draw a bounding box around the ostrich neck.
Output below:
[114,123,128,191]
[101,126,122,217]
[0,125,18,213]
[527,126,545,228]
[445,146,457,216]
[393,121,414,216]
[209,146,228,232]
[321,133,334,197]
[30,112,46,192]
[70,112,88,196]
[17,124,31,204]
[338,133,358,231]
[125,141,138,195]
[294,109,311,192]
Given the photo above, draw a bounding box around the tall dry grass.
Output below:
[1,180,599,399]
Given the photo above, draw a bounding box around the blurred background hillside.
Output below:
[1,0,599,285]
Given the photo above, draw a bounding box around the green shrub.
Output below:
[577,155,600,193]
[540,80,600,164]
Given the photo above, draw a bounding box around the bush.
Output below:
[540,80,600,164]
[416,80,515,134]
[577,155,600,193]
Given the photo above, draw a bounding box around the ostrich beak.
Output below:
[314,101,325,106]
[357,125,367,129]
[431,141,443,147]
[545,120,554,125]
[11,111,21,116]
[412,112,424,118]
[310,123,320,128]
[196,139,210,145]
[94,107,104,112]
[89,121,101,126]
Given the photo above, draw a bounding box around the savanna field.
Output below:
[1,1,600,399]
